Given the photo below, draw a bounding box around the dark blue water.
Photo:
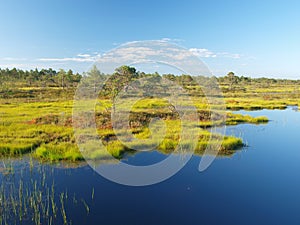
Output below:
[1,108,300,225]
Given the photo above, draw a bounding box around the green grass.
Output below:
[226,112,268,125]
[0,100,255,162]
[35,143,83,162]
[221,136,243,150]
[6,79,298,162]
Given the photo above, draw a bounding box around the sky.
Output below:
[0,0,299,78]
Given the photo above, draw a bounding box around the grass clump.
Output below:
[0,142,37,156]
[35,143,83,162]
[226,112,268,125]
[105,141,127,159]
[221,136,243,150]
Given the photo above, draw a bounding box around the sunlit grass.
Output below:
[6,79,300,161]
[0,99,252,161]
[226,112,268,125]
[35,142,83,162]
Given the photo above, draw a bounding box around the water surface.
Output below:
[1,108,300,225]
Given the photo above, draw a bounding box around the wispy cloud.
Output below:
[118,38,184,47]
[77,53,91,58]
[217,52,241,59]
[38,52,101,63]
[189,48,217,58]
[36,43,241,65]
[189,48,241,59]
[0,57,28,61]
[0,40,243,76]
[161,37,184,43]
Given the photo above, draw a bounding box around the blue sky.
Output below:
[0,0,299,78]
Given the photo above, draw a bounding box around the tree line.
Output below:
[1,67,300,91]
[0,68,82,88]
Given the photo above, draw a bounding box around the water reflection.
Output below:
[2,108,300,225]
[0,140,240,224]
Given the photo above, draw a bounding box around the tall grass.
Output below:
[0,158,95,225]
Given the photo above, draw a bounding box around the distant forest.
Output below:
[1,66,300,90]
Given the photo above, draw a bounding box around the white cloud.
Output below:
[11,41,243,76]
[189,48,241,59]
[37,44,240,66]
[0,63,29,68]
[92,41,212,75]
[161,37,184,44]
[119,38,183,47]
[38,52,101,63]
[38,57,94,62]
[161,38,171,42]
[0,63,60,70]
[217,52,241,59]
[0,57,27,61]
[77,53,91,58]
[189,48,217,58]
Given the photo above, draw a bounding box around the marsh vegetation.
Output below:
[1,66,298,162]
[1,66,300,223]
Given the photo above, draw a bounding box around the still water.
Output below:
[1,108,300,225]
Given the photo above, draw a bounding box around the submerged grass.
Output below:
[0,158,95,225]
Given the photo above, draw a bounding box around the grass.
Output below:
[226,112,268,125]
[3,70,299,224]
[221,136,244,150]
[0,158,95,225]
[35,143,83,162]
[0,99,257,161]
[5,77,298,162]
